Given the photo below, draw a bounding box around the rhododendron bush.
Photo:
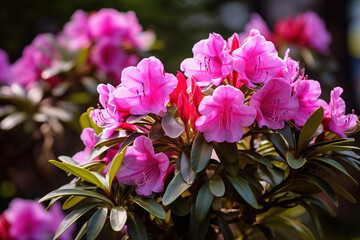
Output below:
[39,28,360,240]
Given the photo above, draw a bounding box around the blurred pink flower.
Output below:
[3,198,74,240]
[113,57,177,115]
[274,11,331,54]
[116,135,170,196]
[250,78,298,129]
[323,87,357,138]
[239,13,273,43]
[0,49,9,84]
[195,85,256,142]
[180,33,233,87]
[233,30,284,87]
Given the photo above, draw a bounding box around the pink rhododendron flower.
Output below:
[250,78,298,129]
[113,57,177,115]
[282,49,299,83]
[323,87,358,138]
[90,83,132,138]
[195,85,256,142]
[239,13,273,42]
[3,198,74,240]
[292,77,326,126]
[91,38,139,83]
[274,11,331,54]
[180,33,233,87]
[0,49,9,84]
[61,9,91,51]
[116,135,170,196]
[233,30,285,87]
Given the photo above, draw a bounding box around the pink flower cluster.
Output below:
[1,9,155,89]
[73,29,355,198]
[240,11,332,54]
[0,198,74,240]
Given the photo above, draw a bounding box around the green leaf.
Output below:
[39,188,114,207]
[239,150,273,167]
[227,175,258,208]
[106,146,127,190]
[62,196,86,210]
[325,179,357,203]
[74,220,89,240]
[195,181,214,222]
[303,196,336,217]
[131,196,166,219]
[169,196,190,216]
[242,173,264,192]
[307,145,360,157]
[286,151,307,169]
[163,172,191,205]
[86,207,108,240]
[311,157,358,185]
[300,200,324,240]
[58,156,79,166]
[297,106,324,153]
[213,142,238,163]
[304,175,338,207]
[162,106,184,138]
[127,212,148,240]
[264,133,288,158]
[279,123,295,149]
[209,175,225,197]
[148,121,165,141]
[190,132,213,172]
[180,151,196,184]
[49,160,108,192]
[89,143,119,161]
[54,203,101,239]
[79,107,102,134]
[217,215,235,240]
[110,206,127,232]
[257,224,276,240]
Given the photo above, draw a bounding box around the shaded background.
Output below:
[1,0,360,239]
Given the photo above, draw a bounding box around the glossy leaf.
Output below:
[297,106,324,153]
[162,106,185,138]
[54,203,101,239]
[304,196,336,217]
[148,121,165,141]
[242,173,264,192]
[190,132,213,172]
[325,179,356,203]
[209,175,225,197]
[127,212,148,240]
[86,207,108,240]
[74,220,89,240]
[286,151,307,169]
[239,150,273,167]
[278,123,295,150]
[300,201,323,240]
[110,206,127,232]
[180,151,196,184]
[169,196,190,216]
[131,196,166,219]
[195,181,214,222]
[106,146,127,190]
[264,133,288,158]
[213,142,238,163]
[304,175,338,207]
[163,172,191,205]
[217,215,235,240]
[227,175,258,208]
[62,196,86,210]
[58,156,79,166]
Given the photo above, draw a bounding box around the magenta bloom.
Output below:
[180,33,233,87]
[250,78,299,129]
[116,136,170,196]
[292,78,326,126]
[233,30,284,87]
[4,198,74,240]
[323,87,358,138]
[195,85,256,143]
[239,13,273,42]
[61,10,91,51]
[90,84,131,138]
[282,49,299,83]
[113,57,177,115]
[91,38,139,83]
[0,49,9,84]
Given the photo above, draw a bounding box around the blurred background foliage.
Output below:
[1,0,360,239]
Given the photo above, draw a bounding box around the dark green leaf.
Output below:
[110,206,127,232]
[217,215,235,240]
[300,201,323,240]
[131,196,166,219]
[264,133,288,158]
[117,132,143,154]
[86,208,108,240]
[190,132,213,172]
[227,175,258,208]
[239,150,273,167]
[127,212,148,240]
[308,145,360,156]
[279,123,295,150]
[209,175,225,197]
[195,181,214,222]
[74,220,89,240]
[303,196,336,217]
[169,196,190,216]
[311,162,337,178]
[297,106,324,153]
[286,151,306,169]
[325,179,356,203]
[54,203,101,239]
[242,173,264,192]
[89,143,119,161]
[162,106,184,138]
[163,172,191,205]
[304,175,338,207]
[180,151,196,184]
[213,142,238,163]
[148,121,165,141]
